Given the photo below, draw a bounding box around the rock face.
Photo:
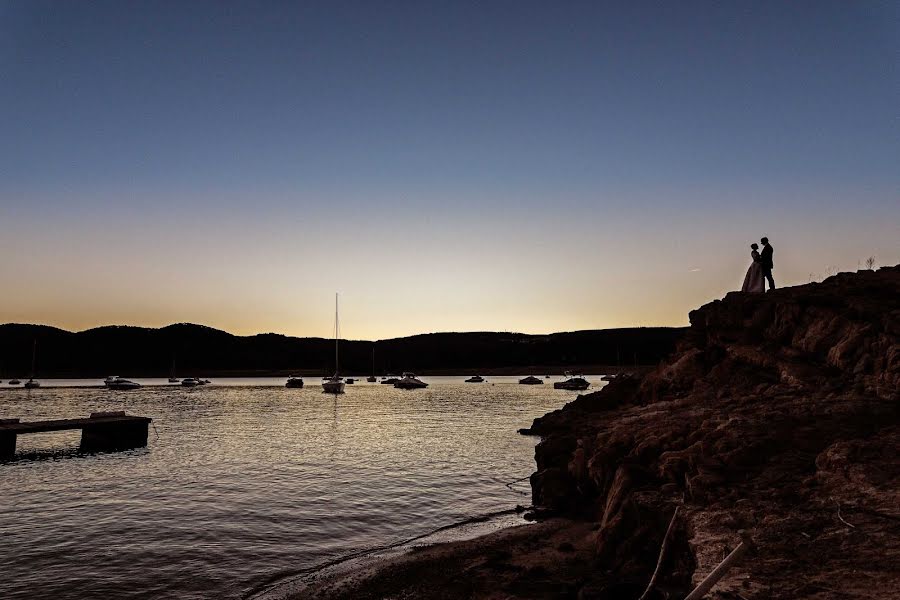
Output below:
[524,266,899,599]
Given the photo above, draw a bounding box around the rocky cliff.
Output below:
[523,266,899,599]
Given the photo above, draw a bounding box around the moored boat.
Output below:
[322,376,344,394]
[8,379,21,385]
[465,375,485,383]
[23,341,40,389]
[519,375,544,385]
[104,376,142,390]
[366,348,377,382]
[381,374,400,384]
[553,372,590,390]
[394,372,427,389]
[285,376,304,388]
[181,378,200,387]
[322,293,345,394]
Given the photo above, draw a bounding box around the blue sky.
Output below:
[1,1,897,337]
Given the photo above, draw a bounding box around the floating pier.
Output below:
[0,411,152,459]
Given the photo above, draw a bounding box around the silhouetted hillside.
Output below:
[0,323,685,378]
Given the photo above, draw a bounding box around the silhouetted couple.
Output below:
[741,237,774,293]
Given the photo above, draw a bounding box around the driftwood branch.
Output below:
[831,497,856,529]
[684,530,755,600]
[638,506,679,600]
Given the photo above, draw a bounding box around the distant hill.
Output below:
[0,323,686,378]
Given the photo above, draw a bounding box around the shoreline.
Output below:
[0,365,654,380]
[249,517,598,600]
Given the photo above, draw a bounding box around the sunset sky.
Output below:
[1,1,897,339]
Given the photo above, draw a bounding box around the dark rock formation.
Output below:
[524,266,899,598]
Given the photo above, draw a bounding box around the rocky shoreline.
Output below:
[272,266,899,599]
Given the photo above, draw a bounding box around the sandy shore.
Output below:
[252,518,603,600]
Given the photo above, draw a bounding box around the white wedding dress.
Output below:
[741,250,765,293]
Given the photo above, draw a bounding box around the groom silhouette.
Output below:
[760,237,775,290]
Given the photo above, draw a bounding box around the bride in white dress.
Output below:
[741,243,766,293]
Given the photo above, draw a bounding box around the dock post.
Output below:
[0,419,20,459]
[0,433,16,459]
[80,414,150,453]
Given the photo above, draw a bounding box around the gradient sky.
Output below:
[1,1,897,339]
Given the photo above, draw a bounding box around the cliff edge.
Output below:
[524,266,899,598]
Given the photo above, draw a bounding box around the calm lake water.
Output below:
[0,376,599,599]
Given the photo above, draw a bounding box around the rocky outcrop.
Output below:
[524,266,899,599]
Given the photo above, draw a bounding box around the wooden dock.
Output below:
[0,412,152,459]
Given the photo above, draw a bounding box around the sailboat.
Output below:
[168,357,179,383]
[24,340,40,389]
[366,346,377,382]
[322,293,345,394]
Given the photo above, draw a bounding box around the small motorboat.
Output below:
[366,376,377,382]
[545,375,550,379]
[285,376,304,388]
[24,379,40,389]
[465,375,485,383]
[345,378,355,384]
[519,375,544,385]
[553,372,590,391]
[8,379,21,385]
[168,377,179,383]
[104,376,142,390]
[181,378,200,387]
[394,373,427,389]
[381,374,400,384]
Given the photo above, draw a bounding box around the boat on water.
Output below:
[381,374,400,384]
[322,376,344,393]
[553,372,590,391]
[519,375,544,385]
[181,378,201,387]
[322,294,346,394]
[366,347,377,382]
[23,340,40,389]
[168,358,179,383]
[8,379,21,385]
[394,372,427,389]
[285,376,304,388]
[465,375,485,383]
[104,376,142,390]
[345,378,355,384]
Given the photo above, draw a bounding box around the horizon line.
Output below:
[0,321,687,343]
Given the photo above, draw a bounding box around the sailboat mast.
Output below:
[334,293,339,376]
[30,340,36,379]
